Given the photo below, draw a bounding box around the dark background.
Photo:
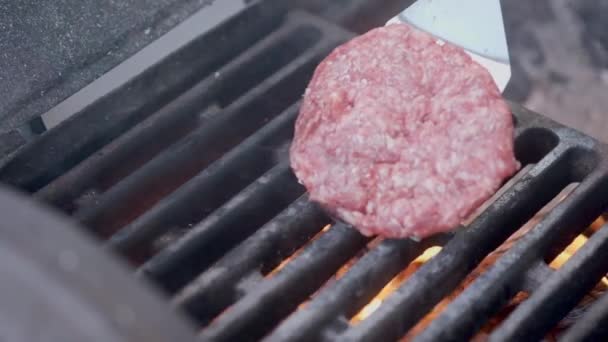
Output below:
[503,0,608,142]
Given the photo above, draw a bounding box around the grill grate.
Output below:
[2,3,608,341]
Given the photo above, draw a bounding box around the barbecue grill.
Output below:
[2,1,608,341]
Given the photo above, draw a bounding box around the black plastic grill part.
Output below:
[2,3,608,342]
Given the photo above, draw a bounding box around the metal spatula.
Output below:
[388,0,511,92]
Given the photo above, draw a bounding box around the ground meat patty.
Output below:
[289,22,520,239]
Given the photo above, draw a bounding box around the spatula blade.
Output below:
[388,0,511,92]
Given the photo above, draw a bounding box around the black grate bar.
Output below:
[138,162,304,292]
[265,235,450,342]
[170,196,330,322]
[103,100,305,253]
[338,143,577,342]
[35,104,218,212]
[34,12,325,212]
[488,220,608,341]
[77,41,323,233]
[72,23,338,235]
[288,0,417,34]
[415,166,608,342]
[560,288,608,341]
[0,3,284,192]
[199,223,369,341]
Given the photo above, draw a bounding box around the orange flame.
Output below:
[267,224,332,277]
[549,215,608,286]
[549,234,589,269]
[351,246,443,324]
[280,209,607,338]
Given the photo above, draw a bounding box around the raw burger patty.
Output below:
[289,23,519,239]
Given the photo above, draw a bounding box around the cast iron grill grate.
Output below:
[2,3,608,341]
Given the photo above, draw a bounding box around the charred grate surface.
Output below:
[2,3,608,342]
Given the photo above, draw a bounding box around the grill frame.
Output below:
[1,3,608,341]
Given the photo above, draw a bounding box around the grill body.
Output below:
[1,3,608,341]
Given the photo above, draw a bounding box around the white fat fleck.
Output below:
[457,171,475,181]
[436,183,446,193]
[378,167,389,178]
[393,174,415,188]
[340,211,360,223]
[436,160,448,174]
[422,178,436,192]
[497,160,506,170]
[386,136,396,149]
